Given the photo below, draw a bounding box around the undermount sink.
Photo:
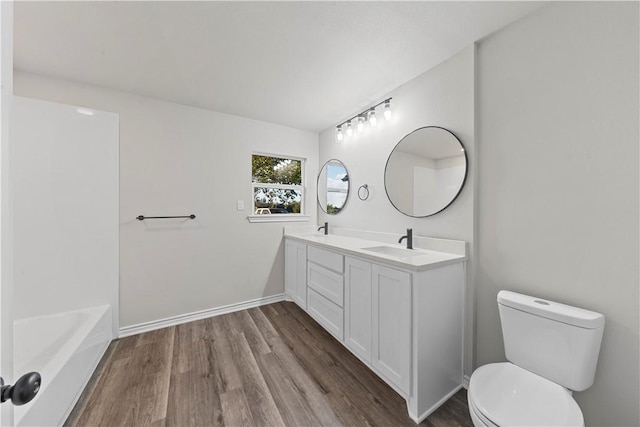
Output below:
[361,245,429,258]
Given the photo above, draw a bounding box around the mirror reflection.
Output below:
[385,126,467,217]
[318,159,350,214]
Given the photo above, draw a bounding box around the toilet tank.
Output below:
[498,290,605,391]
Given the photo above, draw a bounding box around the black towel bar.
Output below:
[136,214,196,221]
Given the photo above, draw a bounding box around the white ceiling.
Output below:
[14,1,543,133]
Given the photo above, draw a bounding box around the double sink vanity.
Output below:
[280,125,469,421]
[283,227,467,423]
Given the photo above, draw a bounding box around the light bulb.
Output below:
[336,126,344,142]
[368,109,377,127]
[384,100,392,120]
[346,121,353,137]
[357,115,365,132]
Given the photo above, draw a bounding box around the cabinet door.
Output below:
[344,257,372,363]
[285,240,307,309]
[372,264,411,394]
[285,241,296,299]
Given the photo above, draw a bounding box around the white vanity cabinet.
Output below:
[345,257,412,395]
[371,263,412,394]
[306,246,345,341]
[344,257,372,363]
[284,233,465,423]
[284,239,307,309]
[347,256,465,421]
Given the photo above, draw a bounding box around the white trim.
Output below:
[463,374,470,389]
[0,3,13,425]
[254,183,302,191]
[252,151,306,163]
[118,293,286,338]
[112,114,121,339]
[248,214,310,223]
[408,384,463,423]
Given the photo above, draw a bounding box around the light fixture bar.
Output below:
[336,97,392,129]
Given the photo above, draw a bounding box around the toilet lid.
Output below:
[469,363,584,427]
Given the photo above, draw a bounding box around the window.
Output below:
[251,154,306,221]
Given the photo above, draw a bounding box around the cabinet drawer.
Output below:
[307,288,344,341]
[308,245,343,273]
[308,263,344,307]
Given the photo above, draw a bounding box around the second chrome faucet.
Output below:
[398,228,413,249]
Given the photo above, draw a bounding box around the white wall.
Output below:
[318,46,475,375]
[434,162,465,210]
[476,3,638,426]
[14,72,318,328]
[413,165,435,215]
[11,97,119,334]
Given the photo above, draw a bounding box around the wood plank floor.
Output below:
[65,301,473,427]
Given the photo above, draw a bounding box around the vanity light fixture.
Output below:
[368,108,377,127]
[357,115,365,133]
[384,99,392,121]
[346,121,353,137]
[335,97,392,142]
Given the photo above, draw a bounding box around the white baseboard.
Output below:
[463,374,470,389]
[118,293,286,338]
[409,384,463,423]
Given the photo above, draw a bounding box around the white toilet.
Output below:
[468,290,605,427]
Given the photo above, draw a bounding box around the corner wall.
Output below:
[14,71,319,329]
[318,46,476,376]
[476,3,639,426]
[11,97,119,335]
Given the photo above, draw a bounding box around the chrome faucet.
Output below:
[318,222,329,235]
[398,228,413,249]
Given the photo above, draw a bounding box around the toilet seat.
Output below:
[468,362,584,427]
[468,392,498,427]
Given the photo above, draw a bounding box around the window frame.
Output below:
[248,152,309,223]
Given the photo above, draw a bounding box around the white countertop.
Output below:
[284,229,466,271]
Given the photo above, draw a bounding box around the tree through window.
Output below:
[252,154,304,214]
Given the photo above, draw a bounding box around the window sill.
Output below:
[247,215,310,223]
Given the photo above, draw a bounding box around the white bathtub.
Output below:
[13,305,113,426]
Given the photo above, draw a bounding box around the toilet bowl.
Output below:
[468,362,584,427]
[468,291,605,427]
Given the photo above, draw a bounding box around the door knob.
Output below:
[0,372,41,405]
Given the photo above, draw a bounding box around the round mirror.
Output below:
[318,159,350,214]
[384,126,467,217]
